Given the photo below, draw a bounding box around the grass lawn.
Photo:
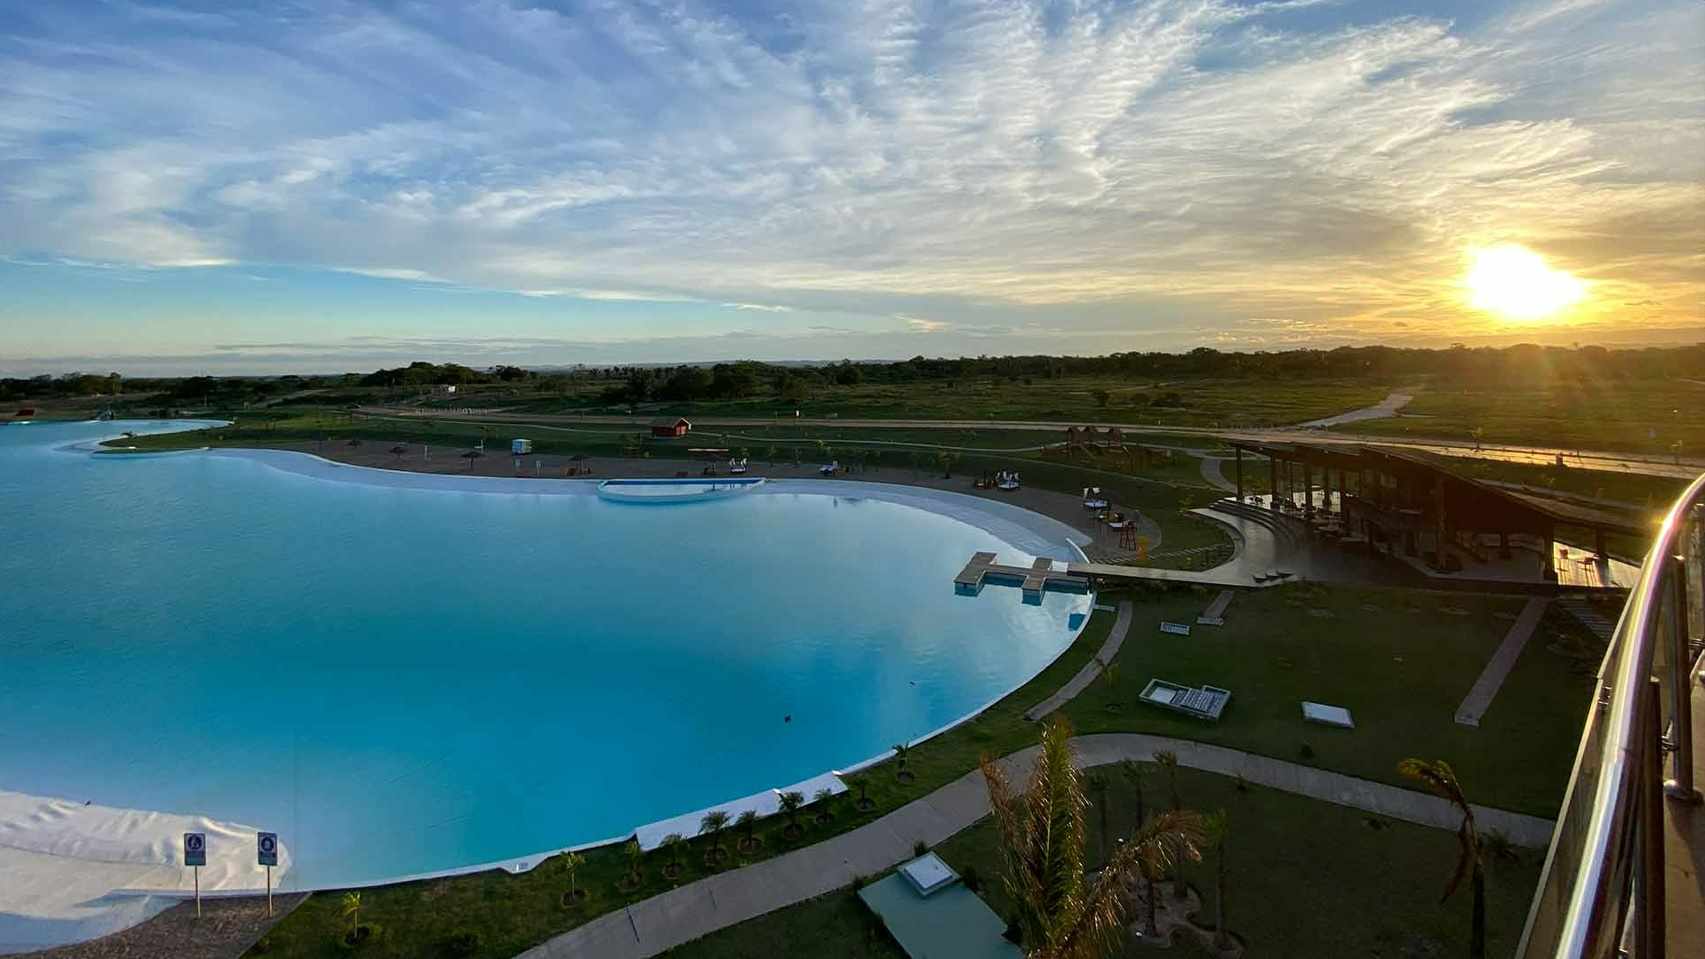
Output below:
[501,376,1393,429]
[668,765,1543,958]
[1339,377,1703,456]
[1060,583,1594,817]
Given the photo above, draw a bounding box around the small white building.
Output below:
[511,438,532,455]
[432,384,458,395]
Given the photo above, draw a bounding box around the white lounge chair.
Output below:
[1083,486,1109,510]
[818,461,839,475]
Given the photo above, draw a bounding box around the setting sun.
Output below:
[1464,244,1586,321]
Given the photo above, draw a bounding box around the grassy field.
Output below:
[490,376,1393,429]
[1064,583,1592,816]
[671,765,1543,958]
[1342,378,1704,456]
[244,578,1590,957]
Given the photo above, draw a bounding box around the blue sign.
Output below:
[183,832,207,867]
[257,832,278,867]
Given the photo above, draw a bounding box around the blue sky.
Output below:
[1,0,1700,374]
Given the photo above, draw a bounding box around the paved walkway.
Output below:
[1197,589,1234,625]
[1455,597,1551,727]
[1198,456,1236,492]
[1023,601,1133,721]
[1296,391,1414,428]
[517,734,1555,959]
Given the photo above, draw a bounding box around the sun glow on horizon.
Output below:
[1464,244,1587,322]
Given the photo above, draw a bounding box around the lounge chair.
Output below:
[1082,487,1109,510]
[996,471,1020,491]
[1139,679,1230,721]
[729,459,748,475]
[818,461,839,475]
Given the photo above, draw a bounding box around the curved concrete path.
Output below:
[1198,456,1236,492]
[1024,601,1133,721]
[517,734,1554,959]
[1296,391,1414,428]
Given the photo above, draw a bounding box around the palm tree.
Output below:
[735,809,760,852]
[848,774,875,811]
[1399,758,1486,959]
[1153,750,1187,900]
[982,718,1203,959]
[813,787,835,824]
[660,833,684,878]
[560,849,586,900]
[623,837,643,885]
[1120,759,1159,938]
[1202,810,1232,950]
[892,742,914,782]
[699,810,730,863]
[340,892,362,940]
[778,791,805,836]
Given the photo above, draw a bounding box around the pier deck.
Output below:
[957,552,1286,596]
[955,553,1090,599]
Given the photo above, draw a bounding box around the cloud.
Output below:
[0,0,1700,367]
[723,302,793,312]
[898,314,950,334]
[334,267,449,283]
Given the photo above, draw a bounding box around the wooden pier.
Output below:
[956,552,1090,599]
[958,551,1284,596]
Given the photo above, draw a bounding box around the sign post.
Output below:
[257,832,279,917]
[183,832,207,919]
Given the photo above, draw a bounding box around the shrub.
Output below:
[912,840,929,857]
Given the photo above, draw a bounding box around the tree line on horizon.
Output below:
[4,342,1701,404]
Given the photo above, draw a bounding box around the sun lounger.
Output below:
[1159,621,1192,636]
[1139,679,1230,721]
[1301,701,1355,729]
[818,461,839,475]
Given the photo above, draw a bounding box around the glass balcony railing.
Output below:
[1517,473,1703,958]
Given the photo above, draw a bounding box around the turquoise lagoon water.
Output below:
[0,421,1090,889]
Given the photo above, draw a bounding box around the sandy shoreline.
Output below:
[184,437,1163,563]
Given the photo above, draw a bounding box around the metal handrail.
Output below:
[1517,472,1704,958]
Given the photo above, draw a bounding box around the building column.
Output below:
[1303,461,1314,521]
[1235,448,1244,501]
[1270,455,1280,511]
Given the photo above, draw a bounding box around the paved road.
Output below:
[358,407,1702,479]
[518,733,1555,959]
[1297,390,1414,428]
